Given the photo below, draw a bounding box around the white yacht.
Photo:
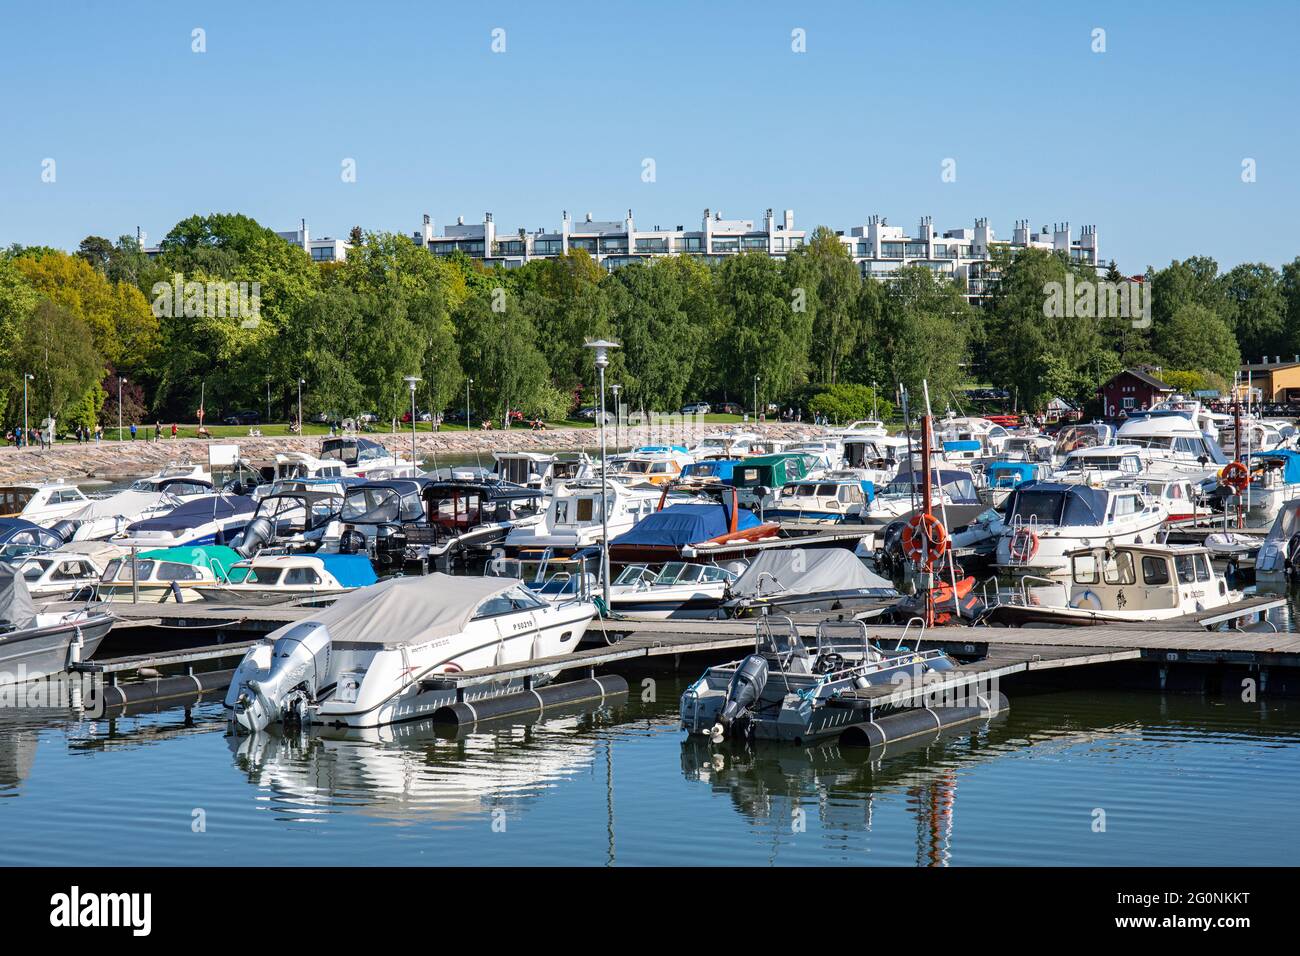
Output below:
[319,436,420,480]
[1053,444,1145,484]
[226,573,596,731]
[1115,413,1227,478]
[0,482,92,526]
[502,477,662,556]
[935,415,1010,462]
[994,482,1167,577]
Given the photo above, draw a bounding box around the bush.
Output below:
[805,383,894,424]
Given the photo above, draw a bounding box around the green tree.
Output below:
[786,227,864,384]
[1155,303,1241,378]
[877,265,972,405]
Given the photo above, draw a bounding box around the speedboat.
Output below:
[1253,500,1300,582]
[319,436,420,480]
[607,561,739,619]
[114,493,256,547]
[97,545,243,603]
[0,564,114,684]
[225,573,596,731]
[129,464,213,500]
[503,477,661,557]
[611,446,694,486]
[0,481,93,526]
[680,617,957,743]
[60,489,177,541]
[0,518,68,560]
[994,482,1167,577]
[767,474,876,524]
[195,552,376,605]
[721,548,898,618]
[983,543,1242,626]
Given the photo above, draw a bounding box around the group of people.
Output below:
[6,423,103,447]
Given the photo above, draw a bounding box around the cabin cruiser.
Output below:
[129,464,213,500]
[721,549,898,618]
[611,446,694,486]
[728,453,815,512]
[608,488,777,565]
[319,436,420,480]
[260,451,346,484]
[0,565,114,684]
[935,415,1010,462]
[225,573,596,731]
[984,543,1241,626]
[782,438,843,472]
[0,482,92,526]
[1219,417,1297,457]
[492,451,576,490]
[1114,413,1227,478]
[998,432,1055,463]
[864,468,982,525]
[1145,395,1231,436]
[195,552,376,605]
[97,545,242,603]
[1126,475,1208,523]
[502,477,661,557]
[607,561,740,619]
[994,482,1167,577]
[838,435,905,484]
[767,474,876,524]
[680,617,957,743]
[11,542,121,601]
[829,419,889,439]
[1053,445,1145,484]
[0,518,68,560]
[1050,422,1116,466]
[114,493,256,548]
[690,431,762,460]
[59,489,177,541]
[979,461,1049,508]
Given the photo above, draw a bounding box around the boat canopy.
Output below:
[943,439,982,453]
[682,459,739,480]
[317,554,379,588]
[729,548,895,600]
[611,503,761,548]
[65,490,172,523]
[0,517,65,549]
[986,461,1040,487]
[1004,482,1110,526]
[1247,449,1300,484]
[138,545,244,579]
[0,563,36,629]
[127,494,255,532]
[268,572,523,648]
[728,454,812,489]
[887,469,980,504]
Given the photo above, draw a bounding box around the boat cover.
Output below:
[65,490,172,523]
[317,553,379,587]
[127,494,255,532]
[138,545,245,580]
[264,572,521,648]
[729,548,895,599]
[611,504,761,548]
[0,563,36,629]
[987,461,1039,486]
[1247,449,1300,484]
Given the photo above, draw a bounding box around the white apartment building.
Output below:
[141,220,352,263]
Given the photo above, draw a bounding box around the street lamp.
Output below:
[753,374,761,422]
[118,376,127,443]
[466,378,473,432]
[610,383,622,451]
[297,378,305,432]
[23,374,33,448]
[403,375,421,465]
[584,339,620,606]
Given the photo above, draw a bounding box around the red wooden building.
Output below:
[1098,367,1172,418]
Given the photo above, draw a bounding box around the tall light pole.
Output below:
[403,375,421,465]
[466,377,473,431]
[610,383,622,451]
[753,373,761,422]
[584,339,620,606]
[23,374,33,448]
[297,378,305,432]
[117,375,127,443]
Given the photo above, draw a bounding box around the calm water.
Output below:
[3,675,1298,866]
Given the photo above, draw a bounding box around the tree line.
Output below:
[2,212,1296,432]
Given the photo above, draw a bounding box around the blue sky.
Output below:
[2,1,1297,271]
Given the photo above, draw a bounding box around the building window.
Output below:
[741,236,767,250]
[569,237,597,252]
[635,238,668,254]
[311,247,335,261]
[712,237,739,253]
[905,242,928,258]
[599,237,627,254]
[678,236,703,252]
[881,242,904,258]
[534,239,563,255]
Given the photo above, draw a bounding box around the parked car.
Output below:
[577,406,614,424]
[680,401,711,415]
[358,412,378,423]
[716,402,742,415]
[222,410,260,425]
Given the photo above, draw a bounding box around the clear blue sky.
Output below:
[2,1,1297,271]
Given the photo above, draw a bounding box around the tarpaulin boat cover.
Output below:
[1248,449,1300,484]
[65,490,172,523]
[317,553,379,588]
[729,548,896,600]
[127,494,255,532]
[611,503,761,548]
[264,572,522,648]
[138,545,245,580]
[0,563,36,629]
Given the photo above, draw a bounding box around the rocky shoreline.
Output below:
[0,423,825,484]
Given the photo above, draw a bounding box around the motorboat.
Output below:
[607,561,739,620]
[195,552,376,605]
[319,436,420,480]
[781,438,843,472]
[491,451,595,490]
[0,481,92,526]
[767,474,876,524]
[607,488,777,565]
[1125,475,1208,524]
[1254,500,1300,581]
[979,461,1049,508]
[839,434,906,481]
[229,488,343,554]
[0,518,67,560]
[0,564,114,684]
[225,573,596,730]
[1050,421,1116,466]
[721,549,898,618]
[610,445,694,486]
[727,453,815,512]
[129,463,213,500]
[1114,413,1227,477]
[97,545,243,603]
[114,493,256,548]
[417,480,546,570]
[997,432,1055,463]
[10,542,122,600]
[502,477,661,557]
[260,451,347,484]
[983,543,1242,626]
[994,482,1167,577]
[935,415,1010,462]
[689,431,762,459]
[1219,417,1297,457]
[1052,444,1146,484]
[1215,449,1300,525]
[829,419,888,439]
[680,617,957,743]
[864,467,982,526]
[59,489,177,541]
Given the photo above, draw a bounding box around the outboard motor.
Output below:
[339,526,366,555]
[713,654,769,739]
[234,515,274,557]
[228,622,332,733]
[374,524,407,573]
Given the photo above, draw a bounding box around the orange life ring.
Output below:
[902,513,949,569]
[1009,528,1040,564]
[1219,461,1250,493]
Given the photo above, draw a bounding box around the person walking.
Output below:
[129,422,137,441]
[155,421,161,442]
[171,423,178,439]
[95,424,102,444]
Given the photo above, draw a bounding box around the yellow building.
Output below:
[1240,360,1300,402]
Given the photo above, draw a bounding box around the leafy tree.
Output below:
[786,227,864,384]
[455,290,551,424]
[805,383,893,424]
[13,302,103,429]
[877,265,972,406]
[714,252,812,406]
[1155,303,1240,378]
[1220,263,1285,361]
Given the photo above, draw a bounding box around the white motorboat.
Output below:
[767,473,877,524]
[607,561,739,619]
[195,552,377,605]
[0,481,93,526]
[994,482,1167,577]
[1114,413,1227,478]
[502,477,661,556]
[319,436,420,480]
[129,463,213,500]
[11,542,122,600]
[97,545,242,603]
[1052,444,1145,484]
[1254,500,1300,581]
[935,415,1011,462]
[0,564,114,685]
[225,573,596,730]
[113,493,256,548]
[61,489,177,541]
[610,446,695,486]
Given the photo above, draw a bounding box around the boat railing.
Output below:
[897,615,927,652]
[976,574,1003,609]
[1017,574,1068,608]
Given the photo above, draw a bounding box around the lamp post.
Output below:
[466,378,473,431]
[117,375,127,443]
[403,375,421,465]
[297,378,305,432]
[23,374,33,448]
[584,339,620,606]
[610,383,622,451]
[753,373,761,422]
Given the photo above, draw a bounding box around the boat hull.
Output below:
[0,614,114,684]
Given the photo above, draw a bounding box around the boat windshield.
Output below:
[654,562,705,585]
[614,565,656,585]
[341,488,404,522]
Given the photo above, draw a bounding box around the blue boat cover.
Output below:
[1247,449,1300,484]
[943,440,982,452]
[318,553,378,588]
[682,460,739,480]
[987,461,1039,486]
[127,494,255,532]
[611,503,761,547]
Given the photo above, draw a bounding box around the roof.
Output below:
[1109,367,1172,390]
[263,573,519,648]
[1241,360,1300,372]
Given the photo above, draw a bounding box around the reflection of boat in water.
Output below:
[226,713,603,824]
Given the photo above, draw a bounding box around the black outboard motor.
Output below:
[374,524,408,574]
[339,527,366,555]
[235,515,275,557]
[715,654,769,737]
